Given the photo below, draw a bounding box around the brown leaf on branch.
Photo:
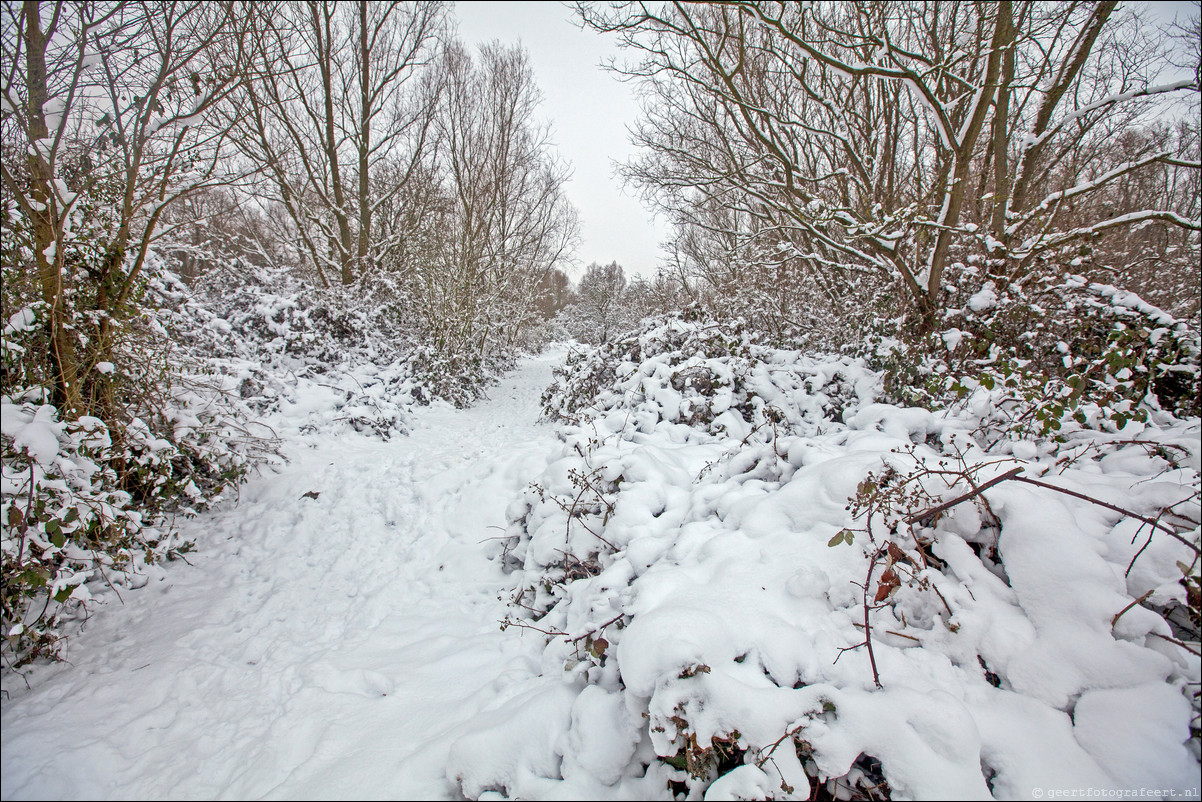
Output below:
[874,567,900,603]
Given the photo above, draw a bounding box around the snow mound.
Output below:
[449,316,1200,800]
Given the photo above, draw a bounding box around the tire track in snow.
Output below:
[1,348,568,800]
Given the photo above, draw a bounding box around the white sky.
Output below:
[452,1,667,281]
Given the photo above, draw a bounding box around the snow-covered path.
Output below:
[2,349,567,800]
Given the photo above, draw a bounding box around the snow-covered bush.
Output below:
[542,310,871,433]
[868,270,1201,443]
[465,314,1200,799]
[2,265,267,670]
[173,265,511,417]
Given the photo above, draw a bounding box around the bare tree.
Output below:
[533,267,574,320]
[573,261,627,343]
[579,1,1201,333]
[229,0,445,287]
[412,39,578,357]
[2,0,252,416]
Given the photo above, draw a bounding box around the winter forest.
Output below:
[1,0,1200,799]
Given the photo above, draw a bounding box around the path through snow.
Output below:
[2,348,568,800]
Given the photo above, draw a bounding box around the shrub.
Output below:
[2,273,266,671]
[474,308,1200,799]
[865,268,1201,443]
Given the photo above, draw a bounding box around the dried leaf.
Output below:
[874,567,900,603]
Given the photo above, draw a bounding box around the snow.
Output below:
[968,282,999,312]
[3,307,38,335]
[42,98,64,133]
[2,323,1198,800]
[1,403,63,466]
[1,349,568,799]
[943,327,966,351]
[703,765,776,800]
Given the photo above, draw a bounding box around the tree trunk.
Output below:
[24,0,82,417]
[357,0,371,279]
[311,1,354,284]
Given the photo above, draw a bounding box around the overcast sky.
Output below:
[453,1,666,281]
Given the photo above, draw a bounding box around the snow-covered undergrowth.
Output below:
[3,260,512,672]
[157,265,509,442]
[2,265,269,669]
[872,270,1202,438]
[459,315,1201,800]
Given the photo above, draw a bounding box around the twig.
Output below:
[905,467,1024,525]
[852,622,921,642]
[927,575,954,616]
[862,546,883,688]
[1012,474,1198,553]
[906,466,1199,556]
[499,618,568,638]
[755,724,803,768]
[568,613,626,643]
[1111,589,1154,628]
[1125,529,1156,578]
[885,629,921,642]
[16,461,35,568]
[1148,631,1202,657]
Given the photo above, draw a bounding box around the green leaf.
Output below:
[21,568,49,588]
[828,529,853,547]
